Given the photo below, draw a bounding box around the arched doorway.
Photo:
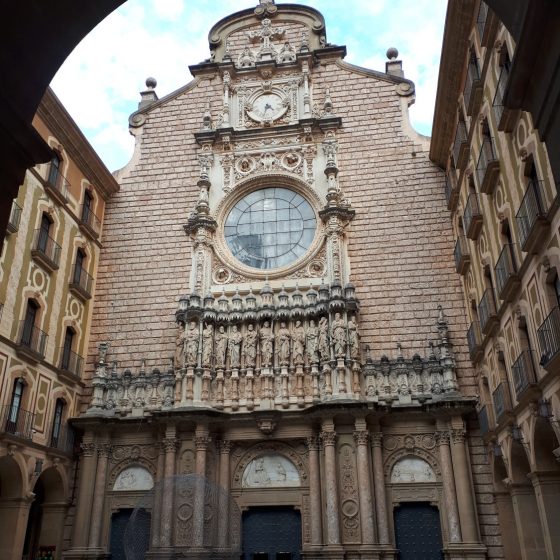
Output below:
[22,467,67,560]
[0,455,27,560]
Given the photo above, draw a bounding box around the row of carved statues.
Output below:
[175,313,360,370]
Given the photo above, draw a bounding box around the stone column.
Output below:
[528,472,560,559]
[88,443,112,549]
[217,440,232,549]
[193,426,210,548]
[450,428,480,543]
[354,430,375,544]
[70,440,98,550]
[320,426,341,545]
[159,432,178,548]
[150,441,166,548]
[436,430,462,543]
[306,436,323,546]
[371,432,390,545]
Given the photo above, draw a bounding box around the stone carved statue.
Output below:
[238,46,256,68]
[277,322,291,366]
[277,41,296,64]
[318,317,330,361]
[215,325,227,368]
[292,320,305,365]
[201,323,214,368]
[174,324,186,369]
[347,318,359,360]
[305,319,319,363]
[185,321,199,366]
[245,324,258,368]
[260,321,274,368]
[332,312,346,358]
[228,325,243,369]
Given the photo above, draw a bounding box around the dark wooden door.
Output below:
[110,508,151,560]
[242,507,301,560]
[394,502,444,560]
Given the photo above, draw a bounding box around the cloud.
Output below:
[51,0,448,170]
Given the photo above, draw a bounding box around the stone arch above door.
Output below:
[390,457,437,483]
[112,466,154,491]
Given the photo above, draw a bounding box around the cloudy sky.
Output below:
[52,0,448,172]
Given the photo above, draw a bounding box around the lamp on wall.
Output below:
[538,398,553,419]
[34,458,43,476]
[492,442,503,457]
[511,424,524,443]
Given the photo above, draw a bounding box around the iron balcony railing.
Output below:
[538,306,560,368]
[493,65,509,125]
[0,405,35,440]
[17,320,48,359]
[478,405,490,437]
[476,136,500,193]
[494,243,519,300]
[463,193,483,239]
[46,162,70,201]
[492,382,510,422]
[511,350,537,400]
[467,321,483,362]
[7,200,22,233]
[464,55,482,114]
[70,263,93,298]
[516,180,547,250]
[32,228,61,268]
[59,348,84,378]
[454,236,471,275]
[49,424,76,454]
[452,120,469,169]
[478,288,497,335]
[80,205,101,237]
[477,1,489,42]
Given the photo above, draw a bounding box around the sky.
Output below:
[51,0,448,173]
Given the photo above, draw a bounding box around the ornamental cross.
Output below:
[247,18,285,51]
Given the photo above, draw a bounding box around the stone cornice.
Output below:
[35,87,119,201]
[429,0,477,169]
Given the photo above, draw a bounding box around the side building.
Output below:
[0,88,119,560]
[431,1,560,559]
[66,2,502,560]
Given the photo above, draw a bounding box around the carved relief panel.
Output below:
[337,435,361,544]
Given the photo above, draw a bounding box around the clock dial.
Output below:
[252,93,284,121]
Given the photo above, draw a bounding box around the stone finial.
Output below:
[145,77,157,89]
[138,77,159,109]
[385,48,404,78]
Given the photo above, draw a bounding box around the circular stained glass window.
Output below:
[224,187,317,270]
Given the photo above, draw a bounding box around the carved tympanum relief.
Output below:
[113,466,154,491]
[390,457,436,484]
[242,454,301,488]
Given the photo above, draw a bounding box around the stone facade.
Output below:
[431,2,560,559]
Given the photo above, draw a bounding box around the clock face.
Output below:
[224,187,317,270]
[252,92,284,121]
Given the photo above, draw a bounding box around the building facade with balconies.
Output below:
[0,88,119,560]
[431,2,560,559]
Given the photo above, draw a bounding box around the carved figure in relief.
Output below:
[332,313,347,358]
[174,324,186,369]
[228,325,243,369]
[260,321,274,367]
[306,319,319,363]
[185,321,199,366]
[277,41,296,64]
[215,326,227,368]
[245,324,258,368]
[347,318,360,360]
[277,322,291,366]
[318,317,330,361]
[292,320,305,364]
[201,323,214,368]
[238,46,256,68]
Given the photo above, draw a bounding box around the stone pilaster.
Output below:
[217,440,232,549]
[436,430,462,543]
[306,436,323,546]
[150,441,166,548]
[193,426,210,548]
[354,430,375,544]
[159,433,178,549]
[88,443,112,549]
[371,432,390,545]
[320,426,341,546]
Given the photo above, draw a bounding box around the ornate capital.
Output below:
[306,436,321,451]
[435,431,451,446]
[195,435,211,451]
[162,438,179,454]
[217,440,232,454]
[320,430,336,447]
[370,433,383,448]
[353,430,370,446]
[451,429,466,444]
[80,442,96,457]
[97,443,113,458]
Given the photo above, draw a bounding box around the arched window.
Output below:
[73,248,86,285]
[47,152,62,187]
[6,378,25,433]
[37,213,53,254]
[82,190,94,223]
[50,399,65,447]
[60,327,75,372]
[20,299,39,347]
